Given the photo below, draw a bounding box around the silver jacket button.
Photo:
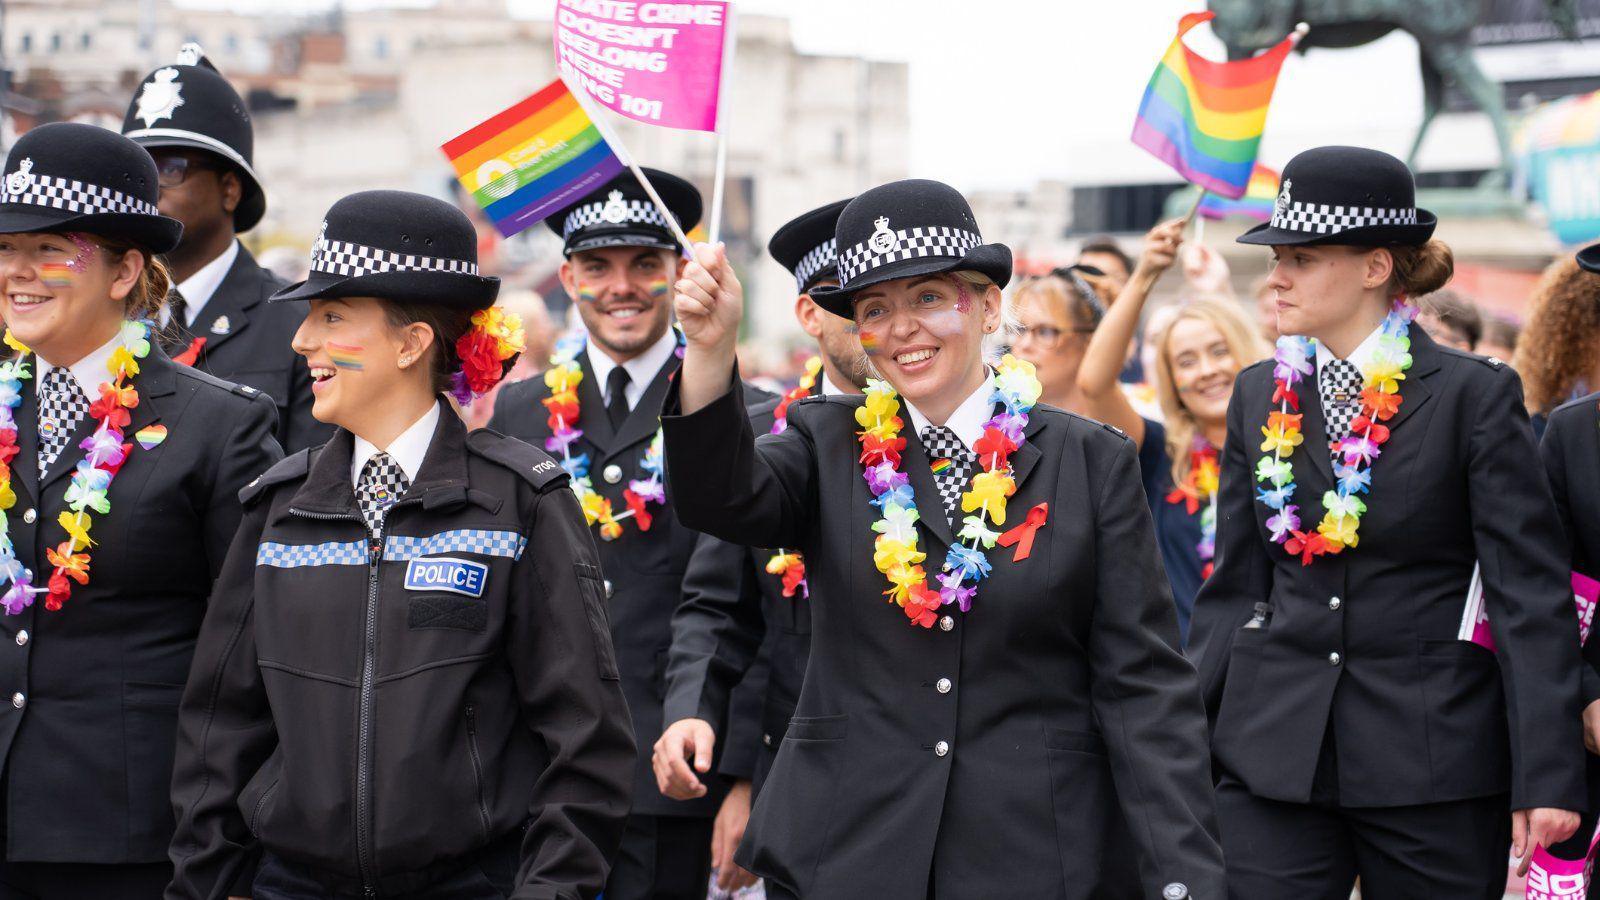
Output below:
[936,678,952,694]
[603,579,614,599]
[1328,596,1342,610]
[934,740,950,757]
[10,692,23,709]
[21,509,34,525]
[602,464,624,484]
[1162,883,1189,900]
[1328,652,1342,666]
[762,733,773,747]
[938,615,954,632]
[14,630,26,647]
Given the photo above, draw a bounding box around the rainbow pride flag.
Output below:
[1132,12,1294,199]
[1198,163,1280,221]
[442,78,624,238]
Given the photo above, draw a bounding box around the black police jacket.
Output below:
[1190,328,1585,812]
[170,244,331,453]
[0,348,279,864]
[487,350,770,819]
[1543,393,1600,704]
[167,407,636,899]
[659,373,1224,900]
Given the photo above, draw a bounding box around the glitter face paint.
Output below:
[327,342,366,370]
[65,233,95,271]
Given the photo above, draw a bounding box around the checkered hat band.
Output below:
[838,227,982,285]
[563,199,670,237]
[793,240,837,292]
[1270,201,1418,236]
[6,173,159,217]
[311,236,478,278]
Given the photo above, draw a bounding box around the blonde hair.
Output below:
[95,238,172,323]
[1152,297,1270,486]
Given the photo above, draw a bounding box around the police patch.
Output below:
[404,556,488,598]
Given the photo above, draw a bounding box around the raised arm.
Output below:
[1076,219,1185,446]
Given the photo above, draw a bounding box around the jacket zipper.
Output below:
[465,704,491,840]
[288,502,420,897]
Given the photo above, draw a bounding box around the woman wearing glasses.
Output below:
[1007,266,1112,414]
[1076,219,1268,642]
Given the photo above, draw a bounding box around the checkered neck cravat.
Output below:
[1318,358,1363,463]
[920,425,976,530]
[356,452,409,534]
[37,367,89,478]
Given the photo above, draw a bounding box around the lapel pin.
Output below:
[210,316,231,335]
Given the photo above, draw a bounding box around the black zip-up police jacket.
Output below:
[166,406,636,900]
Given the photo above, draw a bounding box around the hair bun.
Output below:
[1393,239,1454,297]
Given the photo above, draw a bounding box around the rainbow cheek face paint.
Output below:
[576,284,599,303]
[39,263,73,289]
[647,277,670,299]
[857,330,881,356]
[327,342,366,371]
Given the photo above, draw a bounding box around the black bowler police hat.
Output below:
[545,167,700,256]
[808,179,1012,318]
[767,198,851,294]
[122,44,266,233]
[1238,146,1436,247]
[271,190,499,309]
[0,122,182,254]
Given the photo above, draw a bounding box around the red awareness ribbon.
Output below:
[997,502,1049,562]
[172,336,206,367]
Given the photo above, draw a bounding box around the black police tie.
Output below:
[356,452,409,535]
[37,367,88,478]
[605,367,631,430]
[163,287,194,356]
[1318,358,1363,463]
[167,288,188,329]
[920,425,976,530]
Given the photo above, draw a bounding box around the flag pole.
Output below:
[564,76,696,255]
[707,4,738,244]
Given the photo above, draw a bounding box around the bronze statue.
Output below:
[1206,0,1581,187]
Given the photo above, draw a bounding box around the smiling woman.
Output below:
[0,122,281,899]
[658,178,1224,900]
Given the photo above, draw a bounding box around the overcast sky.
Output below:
[180,0,1505,191]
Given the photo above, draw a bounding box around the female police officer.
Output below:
[655,179,1223,900]
[166,191,635,899]
[1188,147,1584,898]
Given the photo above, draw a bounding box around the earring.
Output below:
[400,355,413,367]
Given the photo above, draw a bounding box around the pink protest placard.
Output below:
[1516,819,1600,899]
[554,0,730,133]
[1459,566,1599,653]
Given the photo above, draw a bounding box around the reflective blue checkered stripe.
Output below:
[383,529,527,562]
[256,540,368,568]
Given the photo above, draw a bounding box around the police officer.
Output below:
[663,199,867,891]
[487,168,765,900]
[0,122,280,898]
[122,43,329,452]
[167,190,635,899]
[660,179,1223,899]
[1189,146,1584,897]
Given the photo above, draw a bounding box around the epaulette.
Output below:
[467,429,570,492]
[239,448,311,505]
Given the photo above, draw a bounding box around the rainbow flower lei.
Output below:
[1256,299,1415,565]
[540,329,683,541]
[857,355,1041,628]
[764,356,822,599]
[1165,437,1219,578]
[0,322,153,614]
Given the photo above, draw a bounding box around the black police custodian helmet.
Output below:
[0,122,182,254]
[270,190,499,309]
[545,167,700,256]
[767,198,851,295]
[1237,145,1436,248]
[121,43,267,233]
[808,179,1012,319]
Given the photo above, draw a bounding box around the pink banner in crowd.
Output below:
[554,0,729,132]
[1518,820,1600,899]
[1459,567,1599,653]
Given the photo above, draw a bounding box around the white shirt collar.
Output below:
[1314,322,1386,373]
[350,402,441,488]
[585,328,678,412]
[39,331,123,400]
[820,372,851,397]
[905,370,996,452]
[174,239,240,326]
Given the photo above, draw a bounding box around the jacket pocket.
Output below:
[1418,637,1509,796]
[464,705,491,843]
[744,714,849,891]
[574,563,621,681]
[1043,726,1119,893]
[1043,727,1107,755]
[784,714,848,742]
[123,680,185,846]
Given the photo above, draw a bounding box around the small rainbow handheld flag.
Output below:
[1198,164,1281,221]
[1132,12,1295,200]
[442,78,624,238]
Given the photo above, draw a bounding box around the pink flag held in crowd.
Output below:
[554,0,730,133]
[1458,566,1600,652]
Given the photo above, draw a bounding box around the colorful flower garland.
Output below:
[540,330,682,541]
[0,322,153,614]
[764,356,822,599]
[449,307,525,405]
[857,355,1041,628]
[1255,299,1415,565]
[1165,437,1219,579]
